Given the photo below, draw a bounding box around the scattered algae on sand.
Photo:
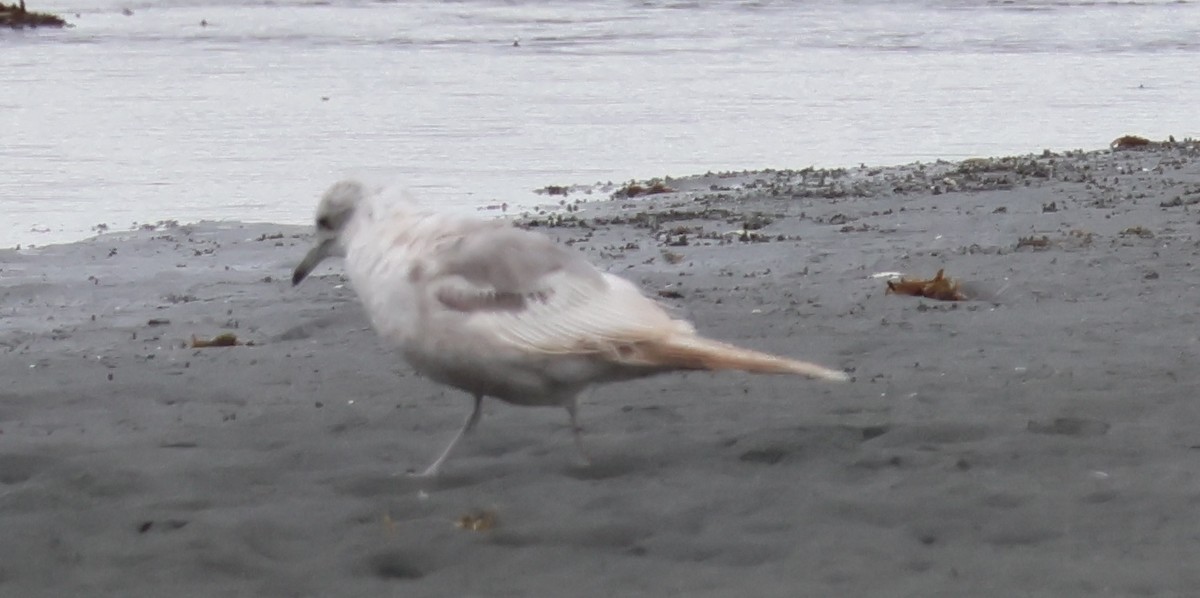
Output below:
[1,2,68,28]
[885,269,967,302]
[191,333,242,348]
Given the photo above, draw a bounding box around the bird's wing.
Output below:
[421,222,689,355]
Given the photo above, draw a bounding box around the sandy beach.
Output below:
[3,142,1200,597]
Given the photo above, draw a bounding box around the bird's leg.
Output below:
[412,394,483,477]
[565,392,592,467]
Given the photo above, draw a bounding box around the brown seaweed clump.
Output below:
[1,2,67,28]
[886,269,966,301]
[191,333,242,348]
[1015,235,1051,250]
[616,180,674,198]
[1110,135,1152,150]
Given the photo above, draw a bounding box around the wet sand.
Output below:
[3,143,1200,597]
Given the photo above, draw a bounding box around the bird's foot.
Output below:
[572,427,594,468]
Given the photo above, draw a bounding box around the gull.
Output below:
[292,180,849,476]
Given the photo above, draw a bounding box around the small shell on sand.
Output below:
[455,510,498,532]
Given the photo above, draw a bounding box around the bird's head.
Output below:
[292,180,365,286]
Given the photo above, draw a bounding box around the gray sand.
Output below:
[3,144,1200,596]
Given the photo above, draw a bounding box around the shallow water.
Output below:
[3,0,1198,246]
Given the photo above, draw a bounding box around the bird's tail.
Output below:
[630,333,849,382]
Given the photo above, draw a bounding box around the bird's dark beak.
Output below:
[292,238,335,286]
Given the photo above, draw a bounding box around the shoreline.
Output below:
[12,139,1195,252]
[4,143,1200,596]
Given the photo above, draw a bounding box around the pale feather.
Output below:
[416,223,690,356]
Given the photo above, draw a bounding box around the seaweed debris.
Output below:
[191,333,244,348]
[885,269,966,301]
[1,2,67,28]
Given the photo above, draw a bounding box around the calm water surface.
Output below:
[2,0,1198,246]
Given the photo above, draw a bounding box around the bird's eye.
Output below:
[317,216,333,231]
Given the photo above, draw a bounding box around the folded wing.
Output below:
[424,223,689,356]
[417,220,847,381]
